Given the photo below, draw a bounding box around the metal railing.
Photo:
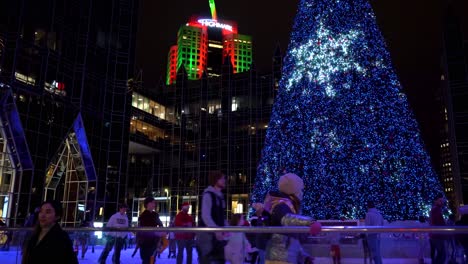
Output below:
[1,225,468,233]
[1,225,467,264]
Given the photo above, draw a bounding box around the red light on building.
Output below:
[56,82,65,90]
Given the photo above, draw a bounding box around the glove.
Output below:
[309,221,322,235]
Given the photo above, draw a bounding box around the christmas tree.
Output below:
[252,0,443,221]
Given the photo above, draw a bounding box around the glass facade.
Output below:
[439,14,468,211]
[0,0,138,225]
[0,121,16,221]
[130,119,167,141]
[132,92,172,121]
[176,26,208,81]
[128,48,283,218]
[166,45,178,85]
[223,34,253,73]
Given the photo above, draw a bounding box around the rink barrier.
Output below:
[1,226,468,233]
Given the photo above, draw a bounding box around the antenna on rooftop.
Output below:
[208,0,217,20]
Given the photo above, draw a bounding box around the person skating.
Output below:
[196,170,228,264]
[365,201,384,264]
[138,196,164,264]
[263,173,322,264]
[429,194,447,264]
[174,202,194,264]
[98,203,129,264]
[224,214,252,264]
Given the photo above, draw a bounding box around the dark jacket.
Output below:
[429,205,446,239]
[196,186,226,258]
[199,186,225,227]
[251,210,271,250]
[455,215,468,248]
[21,223,78,264]
[137,210,163,246]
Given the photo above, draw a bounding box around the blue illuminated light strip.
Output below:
[0,88,33,170]
[73,113,97,181]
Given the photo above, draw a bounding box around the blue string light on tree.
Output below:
[252,0,444,221]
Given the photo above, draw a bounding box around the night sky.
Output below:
[135,0,468,171]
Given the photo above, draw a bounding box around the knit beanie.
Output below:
[278,173,304,201]
[182,202,190,210]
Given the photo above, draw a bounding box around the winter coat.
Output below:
[264,191,313,264]
[21,223,78,264]
[196,186,226,258]
[106,212,129,238]
[365,208,384,240]
[137,210,163,246]
[251,210,272,250]
[199,186,226,227]
[429,205,446,239]
[174,210,194,240]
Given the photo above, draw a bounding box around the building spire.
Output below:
[209,0,217,20]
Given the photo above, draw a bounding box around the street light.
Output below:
[164,188,170,226]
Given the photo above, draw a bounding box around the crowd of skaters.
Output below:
[428,195,468,264]
[4,170,468,264]
[195,171,322,264]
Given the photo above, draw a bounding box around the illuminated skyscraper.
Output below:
[438,7,468,211]
[166,1,252,85]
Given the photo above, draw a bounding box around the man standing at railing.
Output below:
[197,170,228,264]
[429,194,446,264]
[138,196,164,264]
[98,203,129,264]
[365,201,384,264]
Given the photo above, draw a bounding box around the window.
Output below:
[231,97,238,112]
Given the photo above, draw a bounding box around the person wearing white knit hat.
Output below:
[278,173,305,201]
[262,172,321,264]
